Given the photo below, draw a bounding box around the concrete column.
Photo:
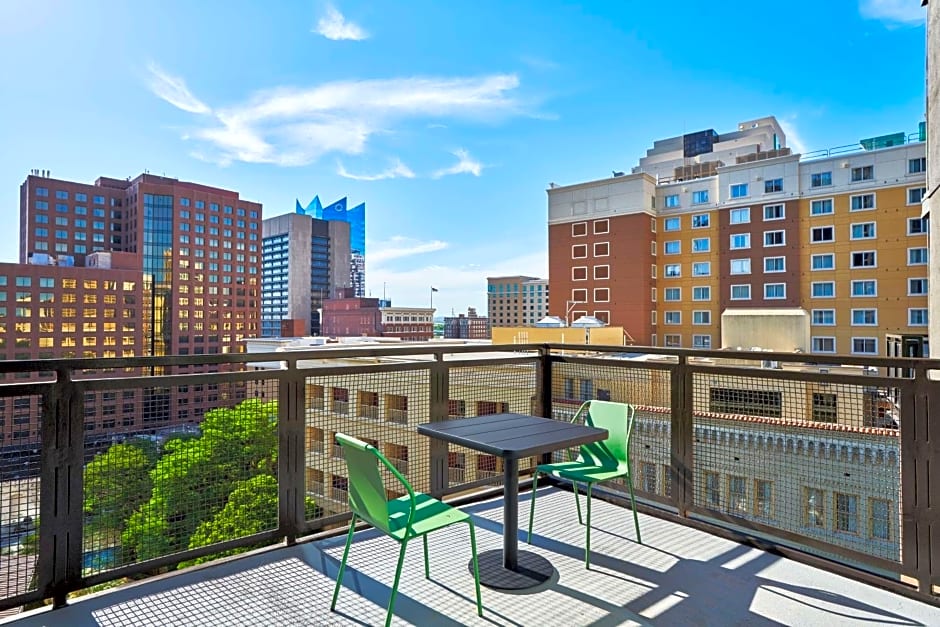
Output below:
[927,1,940,357]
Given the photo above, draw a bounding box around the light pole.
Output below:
[565,300,583,327]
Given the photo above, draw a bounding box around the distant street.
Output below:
[0,478,39,550]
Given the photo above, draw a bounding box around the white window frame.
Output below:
[908,216,928,235]
[664,194,680,208]
[664,263,681,278]
[850,279,878,297]
[850,222,876,240]
[663,217,680,231]
[692,262,711,277]
[811,253,835,271]
[763,256,786,273]
[763,230,785,247]
[764,283,786,300]
[664,240,681,255]
[593,287,609,302]
[692,237,710,253]
[571,266,588,281]
[692,334,712,349]
[908,247,928,265]
[571,244,587,259]
[730,233,751,250]
[571,288,588,302]
[730,284,751,301]
[763,204,785,221]
[593,241,610,257]
[850,250,877,269]
[850,308,878,326]
[651,264,657,279]
[571,222,588,237]
[593,265,610,280]
[850,193,876,212]
[730,183,749,199]
[663,287,681,302]
[764,178,784,194]
[811,171,832,188]
[851,337,878,355]
[907,187,927,205]
[810,199,834,216]
[593,219,609,235]
[729,207,751,224]
[692,310,711,325]
[811,225,835,243]
[811,336,836,354]
[909,308,928,326]
[664,334,681,347]
[909,157,927,174]
[811,309,835,326]
[730,259,751,275]
[651,287,657,302]
[692,213,710,228]
[811,281,835,298]
[664,311,681,325]
[908,278,928,296]
[692,286,711,301]
[651,311,658,325]
[692,190,709,205]
[851,165,874,182]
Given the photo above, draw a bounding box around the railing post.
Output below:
[38,368,84,608]
[278,361,306,545]
[428,353,449,495]
[538,345,554,466]
[670,355,694,517]
[901,365,940,595]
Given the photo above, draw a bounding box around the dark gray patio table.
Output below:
[417,413,607,590]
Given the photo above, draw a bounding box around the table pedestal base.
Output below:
[470,549,554,590]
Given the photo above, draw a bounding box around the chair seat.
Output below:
[387,492,470,540]
[536,460,629,483]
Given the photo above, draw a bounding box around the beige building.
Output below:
[487,276,549,327]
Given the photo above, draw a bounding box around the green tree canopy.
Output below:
[83,439,159,534]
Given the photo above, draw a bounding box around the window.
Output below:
[810,199,833,215]
[835,493,859,533]
[704,472,721,507]
[812,309,835,326]
[729,208,750,224]
[692,213,710,228]
[692,334,712,349]
[650,217,656,232]
[664,264,681,278]
[764,283,785,299]
[909,157,927,174]
[664,334,681,347]
[909,308,928,326]
[693,310,711,325]
[55,190,68,199]
[908,216,928,235]
[692,286,711,301]
[763,230,785,247]
[730,183,748,198]
[571,288,588,302]
[663,217,680,231]
[764,178,783,193]
[909,278,928,295]
[664,240,681,255]
[851,280,877,297]
[571,244,587,258]
[730,284,751,300]
[908,247,928,265]
[593,219,609,234]
[908,187,927,204]
[812,282,835,298]
[850,222,876,240]
[692,190,709,204]
[870,499,891,541]
[755,480,773,518]
[572,266,587,281]
[804,488,825,527]
[593,265,609,280]
[851,251,876,268]
[692,238,710,252]
[812,392,838,423]
[850,194,875,211]
[730,233,750,249]
[593,288,609,302]
[730,259,751,275]
[763,204,784,221]
[35,187,48,197]
[811,253,834,270]
[812,336,836,353]
[571,222,587,237]
[852,309,877,326]
[664,194,680,208]
[811,172,832,187]
[763,256,785,273]
[692,262,711,277]
[811,226,834,242]
[664,287,681,302]
[850,165,873,182]
[664,311,681,325]
[593,242,609,257]
[728,476,748,515]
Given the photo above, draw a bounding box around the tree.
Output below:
[83,439,159,534]
[122,399,279,562]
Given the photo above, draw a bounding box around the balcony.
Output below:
[0,342,938,623]
[387,408,408,425]
[358,404,379,420]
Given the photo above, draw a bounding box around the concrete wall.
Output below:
[720,310,810,352]
[927,1,940,357]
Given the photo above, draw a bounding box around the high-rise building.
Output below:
[297,196,366,297]
[486,276,550,327]
[261,211,351,337]
[548,116,928,355]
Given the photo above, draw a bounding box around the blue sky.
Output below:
[0,0,928,317]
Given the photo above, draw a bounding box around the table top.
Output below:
[417,413,607,460]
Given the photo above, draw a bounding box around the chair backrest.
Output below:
[575,400,636,469]
[335,433,414,536]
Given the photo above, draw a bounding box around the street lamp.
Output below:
[565,300,583,327]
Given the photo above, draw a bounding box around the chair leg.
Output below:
[626,471,642,544]
[574,481,584,525]
[385,541,408,627]
[467,520,483,617]
[330,514,357,612]
[527,471,539,543]
[585,483,593,568]
[423,534,430,579]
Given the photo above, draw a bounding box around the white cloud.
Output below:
[369,236,449,263]
[147,62,211,115]
[520,55,560,71]
[859,0,925,24]
[432,149,484,178]
[314,4,368,40]
[337,158,416,181]
[778,116,808,155]
[147,67,523,167]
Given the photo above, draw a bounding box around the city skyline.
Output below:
[0,0,928,317]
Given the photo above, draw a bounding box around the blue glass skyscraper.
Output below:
[297,195,366,297]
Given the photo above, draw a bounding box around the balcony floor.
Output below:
[3,486,938,626]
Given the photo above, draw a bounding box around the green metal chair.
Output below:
[330,433,483,626]
[527,400,641,567]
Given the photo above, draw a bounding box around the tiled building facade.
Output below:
[486,276,550,327]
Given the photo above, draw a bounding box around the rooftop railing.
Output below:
[0,342,937,614]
